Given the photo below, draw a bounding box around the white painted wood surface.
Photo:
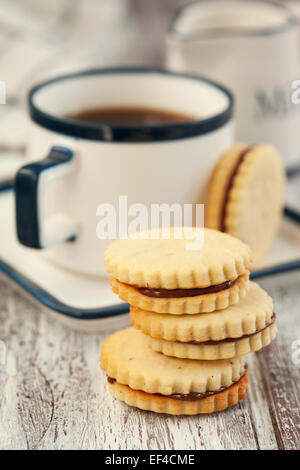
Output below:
[0,270,299,450]
[0,0,299,450]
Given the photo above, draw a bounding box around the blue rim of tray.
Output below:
[1,181,300,320]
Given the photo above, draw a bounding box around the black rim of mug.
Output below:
[28,67,234,143]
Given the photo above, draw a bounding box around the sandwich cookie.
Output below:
[206,144,285,265]
[130,282,277,360]
[106,227,252,314]
[101,327,249,415]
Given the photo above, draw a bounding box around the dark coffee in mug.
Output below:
[66,107,196,126]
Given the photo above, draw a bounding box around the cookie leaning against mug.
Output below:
[206,144,285,265]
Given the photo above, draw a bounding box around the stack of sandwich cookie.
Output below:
[101,228,277,415]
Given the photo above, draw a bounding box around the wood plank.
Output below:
[243,354,278,450]
[256,274,300,450]
[0,282,28,449]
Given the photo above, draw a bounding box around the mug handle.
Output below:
[15,145,78,249]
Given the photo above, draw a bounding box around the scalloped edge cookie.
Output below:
[100,327,246,395]
[105,227,252,289]
[148,320,277,360]
[206,144,285,265]
[111,272,249,314]
[130,281,273,342]
[107,368,249,415]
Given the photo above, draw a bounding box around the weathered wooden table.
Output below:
[0,0,299,451]
[0,270,299,450]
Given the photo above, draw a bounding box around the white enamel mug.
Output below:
[167,0,300,166]
[15,67,233,277]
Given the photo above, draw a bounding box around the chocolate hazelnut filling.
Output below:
[179,313,276,346]
[107,376,117,384]
[220,145,253,232]
[135,277,239,298]
[107,366,248,401]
